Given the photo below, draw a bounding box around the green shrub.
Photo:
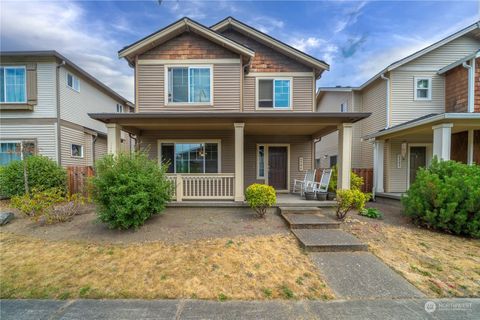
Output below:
[327,165,364,192]
[91,152,172,230]
[335,189,370,220]
[11,188,86,224]
[401,158,480,238]
[0,155,67,197]
[359,207,383,219]
[245,184,276,218]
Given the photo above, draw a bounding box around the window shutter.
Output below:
[26,63,37,106]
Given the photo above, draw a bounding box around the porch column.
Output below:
[432,123,453,160]
[467,129,474,165]
[373,140,385,193]
[234,123,245,201]
[337,123,353,190]
[106,123,122,155]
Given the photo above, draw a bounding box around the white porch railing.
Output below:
[167,174,235,201]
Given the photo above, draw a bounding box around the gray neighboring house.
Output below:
[0,51,134,167]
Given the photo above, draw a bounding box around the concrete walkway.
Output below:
[1,298,479,319]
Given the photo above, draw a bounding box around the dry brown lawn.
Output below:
[0,232,333,300]
[343,218,480,298]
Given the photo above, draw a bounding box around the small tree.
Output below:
[335,189,370,220]
[91,152,172,230]
[328,165,364,192]
[245,184,276,218]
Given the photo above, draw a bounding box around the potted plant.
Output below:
[316,191,327,201]
[304,191,316,200]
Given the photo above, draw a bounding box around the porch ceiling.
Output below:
[89,112,370,138]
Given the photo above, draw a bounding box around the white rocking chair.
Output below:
[312,168,333,193]
[293,169,317,196]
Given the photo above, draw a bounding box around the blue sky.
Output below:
[1,0,478,101]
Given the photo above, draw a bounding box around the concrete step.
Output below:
[281,212,340,229]
[291,229,368,252]
[279,207,324,215]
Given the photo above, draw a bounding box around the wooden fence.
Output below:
[315,167,373,193]
[67,166,94,196]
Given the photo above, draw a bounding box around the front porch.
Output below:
[91,112,370,203]
[368,113,480,194]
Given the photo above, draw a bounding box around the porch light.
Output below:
[401,142,407,159]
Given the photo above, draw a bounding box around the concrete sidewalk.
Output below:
[1,298,479,320]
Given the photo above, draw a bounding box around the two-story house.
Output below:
[90,17,370,202]
[316,21,480,197]
[0,51,134,167]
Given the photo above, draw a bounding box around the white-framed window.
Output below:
[66,72,80,92]
[256,78,292,109]
[340,102,347,112]
[414,77,431,100]
[71,144,84,158]
[159,141,220,174]
[116,104,124,113]
[257,144,265,179]
[166,66,212,104]
[0,66,27,103]
[0,140,35,165]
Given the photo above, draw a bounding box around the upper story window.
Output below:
[340,102,348,112]
[257,78,291,109]
[167,66,211,104]
[414,77,431,100]
[0,66,26,103]
[116,104,124,113]
[67,72,80,92]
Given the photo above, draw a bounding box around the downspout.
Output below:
[462,56,476,113]
[380,73,390,129]
[92,134,97,164]
[55,61,66,166]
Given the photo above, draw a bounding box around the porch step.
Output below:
[281,212,340,229]
[279,207,325,215]
[292,229,368,252]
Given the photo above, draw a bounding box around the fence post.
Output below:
[176,175,183,202]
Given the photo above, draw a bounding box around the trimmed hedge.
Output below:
[245,184,276,218]
[401,158,480,238]
[91,152,172,230]
[0,156,67,197]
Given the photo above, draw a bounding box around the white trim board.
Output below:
[138,59,241,65]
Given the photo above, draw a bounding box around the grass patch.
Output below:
[0,232,334,300]
[343,219,480,298]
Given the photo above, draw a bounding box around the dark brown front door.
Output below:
[409,146,426,185]
[268,146,288,190]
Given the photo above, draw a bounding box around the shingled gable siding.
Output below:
[136,33,241,112]
[219,30,314,112]
[445,64,469,112]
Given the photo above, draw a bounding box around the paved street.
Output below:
[1,298,479,320]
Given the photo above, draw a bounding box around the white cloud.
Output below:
[0,0,134,100]
[334,1,368,33]
[249,16,285,33]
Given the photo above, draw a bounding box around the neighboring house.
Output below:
[90,17,370,202]
[0,51,134,167]
[316,21,480,196]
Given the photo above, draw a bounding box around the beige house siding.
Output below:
[94,136,108,161]
[59,67,121,134]
[359,79,387,168]
[243,76,314,112]
[398,36,480,70]
[136,63,241,112]
[0,123,58,162]
[60,125,94,167]
[390,70,445,126]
